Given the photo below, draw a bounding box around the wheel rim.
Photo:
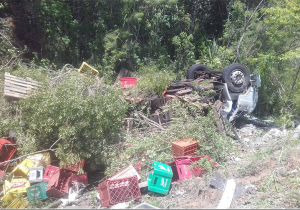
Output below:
[230,69,244,85]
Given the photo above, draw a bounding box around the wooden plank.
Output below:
[217,179,236,209]
[5,77,40,87]
[5,82,37,90]
[5,73,40,86]
[4,86,30,94]
[5,72,40,84]
[4,92,26,99]
[175,88,192,96]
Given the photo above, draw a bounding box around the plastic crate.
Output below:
[45,169,73,198]
[0,169,5,178]
[98,175,141,207]
[120,77,137,88]
[175,159,192,180]
[26,181,49,202]
[166,161,179,182]
[1,191,17,207]
[43,165,59,181]
[29,167,44,184]
[0,138,17,167]
[69,172,88,185]
[61,159,85,172]
[7,195,28,209]
[11,158,35,177]
[172,138,198,158]
[148,162,173,195]
[189,155,218,177]
[3,178,30,195]
[78,62,99,76]
[27,152,51,167]
[109,165,141,181]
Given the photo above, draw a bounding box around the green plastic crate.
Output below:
[152,161,173,178]
[26,181,49,202]
[148,162,173,195]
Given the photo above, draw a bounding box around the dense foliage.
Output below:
[0,68,129,170]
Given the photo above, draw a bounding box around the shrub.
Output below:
[8,71,128,170]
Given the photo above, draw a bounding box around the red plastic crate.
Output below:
[0,169,5,177]
[69,172,88,185]
[43,165,59,181]
[45,169,73,198]
[0,138,17,166]
[120,77,137,88]
[98,175,141,207]
[189,155,218,177]
[175,159,193,180]
[172,138,198,158]
[61,159,85,172]
[166,161,179,182]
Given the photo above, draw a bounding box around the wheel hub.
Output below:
[230,70,244,85]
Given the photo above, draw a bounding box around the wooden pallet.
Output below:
[4,72,40,100]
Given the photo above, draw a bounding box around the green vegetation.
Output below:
[0,2,300,208]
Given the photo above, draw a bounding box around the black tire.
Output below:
[186,64,210,79]
[222,63,250,93]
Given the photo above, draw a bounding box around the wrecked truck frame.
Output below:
[163,63,261,131]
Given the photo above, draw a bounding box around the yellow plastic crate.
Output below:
[1,191,17,207]
[78,62,99,76]
[3,178,30,195]
[27,152,51,167]
[7,196,28,209]
[11,158,35,177]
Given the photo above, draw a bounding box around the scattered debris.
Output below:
[110,201,131,209]
[109,165,141,181]
[210,171,243,197]
[133,202,159,209]
[217,179,236,209]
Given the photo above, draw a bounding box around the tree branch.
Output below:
[0,139,61,166]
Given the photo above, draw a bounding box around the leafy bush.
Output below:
[135,65,176,96]
[3,71,128,171]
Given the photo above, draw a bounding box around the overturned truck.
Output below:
[140,63,261,133]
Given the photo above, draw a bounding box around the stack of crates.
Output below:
[148,162,173,195]
[0,138,17,166]
[26,181,49,202]
[172,138,198,158]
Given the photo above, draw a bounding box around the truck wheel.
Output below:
[222,63,250,93]
[186,64,210,79]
